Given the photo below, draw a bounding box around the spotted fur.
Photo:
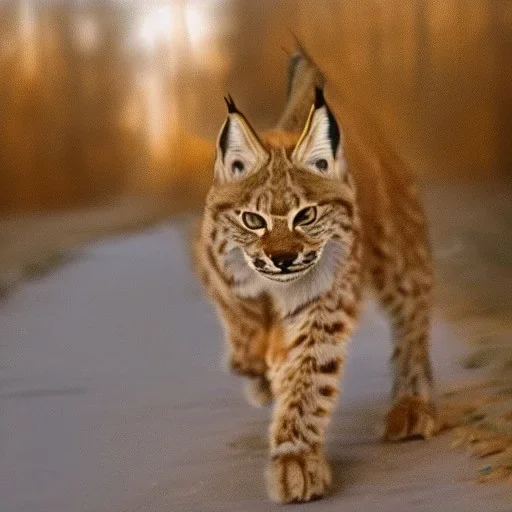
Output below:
[193,47,436,503]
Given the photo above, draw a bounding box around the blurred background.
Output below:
[1,0,511,329]
[1,3,512,507]
[0,0,511,215]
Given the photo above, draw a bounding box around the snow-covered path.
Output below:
[1,222,510,512]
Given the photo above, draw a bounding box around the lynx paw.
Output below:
[384,397,437,441]
[267,449,331,503]
[226,351,266,378]
[244,376,273,407]
[225,331,268,378]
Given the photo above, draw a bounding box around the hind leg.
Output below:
[378,275,437,441]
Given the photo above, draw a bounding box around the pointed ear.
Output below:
[291,87,345,178]
[214,96,268,184]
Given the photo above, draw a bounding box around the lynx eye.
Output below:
[242,212,267,230]
[293,206,317,227]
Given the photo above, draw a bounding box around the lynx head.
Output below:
[206,88,355,283]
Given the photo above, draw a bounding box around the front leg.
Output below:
[266,292,359,503]
[216,293,272,379]
[383,285,437,441]
[211,287,276,407]
[374,265,437,441]
[194,226,268,377]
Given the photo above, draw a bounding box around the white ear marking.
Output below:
[292,88,345,179]
[214,100,268,184]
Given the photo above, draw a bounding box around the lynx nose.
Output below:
[270,252,297,270]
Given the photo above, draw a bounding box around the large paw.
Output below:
[267,449,331,503]
[384,397,437,441]
[228,354,266,378]
[225,331,268,378]
[244,376,273,408]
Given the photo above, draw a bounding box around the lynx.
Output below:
[194,47,436,503]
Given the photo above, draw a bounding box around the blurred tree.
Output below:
[0,0,510,214]
[0,1,148,213]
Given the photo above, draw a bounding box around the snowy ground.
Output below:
[1,221,510,512]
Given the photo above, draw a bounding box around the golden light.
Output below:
[185,2,211,50]
[75,16,100,53]
[19,0,37,77]
[136,4,176,52]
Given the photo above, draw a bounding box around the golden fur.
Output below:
[194,47,436,503]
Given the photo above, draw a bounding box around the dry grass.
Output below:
[431,379,512,485]
[425,179,512,485]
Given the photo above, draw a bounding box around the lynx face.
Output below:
[207,90,354,284]
[240,204,324,283]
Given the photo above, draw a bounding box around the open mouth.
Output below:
[257,263,314,281]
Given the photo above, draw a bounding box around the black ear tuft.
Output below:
[224,94,238,114]
[314,87,325,109]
